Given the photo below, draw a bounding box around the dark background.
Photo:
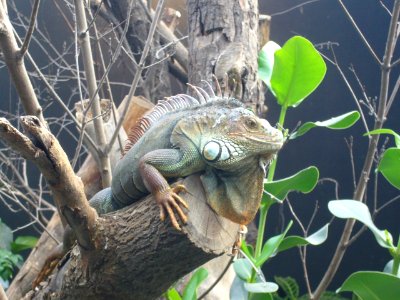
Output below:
[0,0,399,295]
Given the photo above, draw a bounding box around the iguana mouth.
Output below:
[228,132,284,146]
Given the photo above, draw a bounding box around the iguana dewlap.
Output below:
[89,86,283,229]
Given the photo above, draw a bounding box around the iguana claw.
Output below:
[156,184,189,230]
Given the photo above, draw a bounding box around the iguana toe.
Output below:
[155,186,189,230]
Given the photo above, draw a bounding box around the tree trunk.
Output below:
[187,0,264,114]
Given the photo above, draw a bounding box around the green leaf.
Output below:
[291,111,360,139]
[230,276,249,300]
[270,36,326,108]
[338,271,400,299]
[277,223,329,252]
[262,166,319,205]
[0,248,23,281]
[274,276,299,300]
[256,221,293,267]
[244,282,279,293]
[233,258,253,281]
[182,267,208,300]
[378,148,400,190]
[365,128,400,148]
[165,288,182,300]
[328,200,393,248]
[11,236,38,253]
[0,219,13,250]
[258,41,281,94]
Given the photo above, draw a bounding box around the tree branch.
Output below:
[73,0,111,187]
[0,117,98,251]
[19,0,40,57]
[0,2,44,123]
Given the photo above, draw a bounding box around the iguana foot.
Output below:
[155,184,189,230]
[232,225,248,255]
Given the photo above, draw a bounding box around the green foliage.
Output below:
[164,268,208,300]
[0,219,38,283]
[11,236,39,253]
[262,166,319,206]
[366,128,400,148]
[273,276,299,300]
[0,219,13,250]
[256,221,293,267]
[182,267,208,300]
[328,200,393,248]
[261,36,326,108]
[378,148,400,190]
[277,223,329,252]
[290,111,360,139]
[0,249,23,281]
[337,271,400,300]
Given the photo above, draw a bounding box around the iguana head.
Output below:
[201,107,284,170]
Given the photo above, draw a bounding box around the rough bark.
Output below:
[26,176,239,300]
[187,0,264,114]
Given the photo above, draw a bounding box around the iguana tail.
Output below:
[89,187,119,214]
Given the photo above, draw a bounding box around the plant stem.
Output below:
[267,106,287,181]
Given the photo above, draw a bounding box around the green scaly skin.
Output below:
[89,97,283,229]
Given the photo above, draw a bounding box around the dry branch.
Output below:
[0,3,44,123]
[0,117,97,251]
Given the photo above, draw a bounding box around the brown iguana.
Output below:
[89,83,283,229]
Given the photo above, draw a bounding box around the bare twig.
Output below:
[313,2,400,298]
[337,0,381,65]
[19,0,40,57]
[385,73,400,115]
[270,0,321,17]
[345,137,357,190]
[106,0,166,154]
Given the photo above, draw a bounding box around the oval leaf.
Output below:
[291,111,360,139]
[258,41,281,94]
[11,236,38,253]
[244,282,279,294]
[230,276,249,300]
[0,219,13,250]
[270,36,326,108]
[365,129,400,148]
[233,258,253,281]
[378,148,400,190]
[338,271,400,299]
[182,267,208,300]
[277,223,329,252]
[263,166,319,205]
[328,200,392,248]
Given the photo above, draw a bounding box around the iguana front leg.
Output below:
[139,147,204,230]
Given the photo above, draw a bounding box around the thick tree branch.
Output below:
[0,3,44,123]
[28,175,239,300]
[0,117,98,251]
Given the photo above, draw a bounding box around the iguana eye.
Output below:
[245,118,258,129]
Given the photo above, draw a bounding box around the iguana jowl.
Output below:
[90,85,283,229]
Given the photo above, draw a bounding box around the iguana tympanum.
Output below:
[89,84,283,229]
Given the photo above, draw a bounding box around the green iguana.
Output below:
[90,83,283,229]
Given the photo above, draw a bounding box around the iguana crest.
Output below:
[124,82,225,154]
